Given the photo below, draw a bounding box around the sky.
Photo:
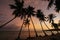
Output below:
[0,0,60,31]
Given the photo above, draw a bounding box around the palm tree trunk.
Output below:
[40,21,47,36]
[30,17,38,37]
[17,19,25,39]
[0,17,16,28]
[43,21,54,35]
[28,24,30,38]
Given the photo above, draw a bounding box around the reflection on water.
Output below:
[0,31,60,40]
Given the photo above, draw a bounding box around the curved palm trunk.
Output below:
[18,20,24,38]
[0,17,16,28]
[43,21,54,35]
[30,17,38,37]
[28,24,30,38]
[16,19,24,40]
[40,21,47,36]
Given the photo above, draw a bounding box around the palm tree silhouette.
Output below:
[36,10,48,36]
[47,0,54,9]
[25,6,38,37]
[0,0,24,28]
[0,0,25,28]
[47,14,59,33]
[47,14,56,34]
[24,18,30,38]
[52,20,59,29]
[16,18,26,40]
[55,0,60,12]
[51,20,59,33]
[46,0,60,12]
[0,0,26,40]
[36,10,54,36]
[47,14,56,23]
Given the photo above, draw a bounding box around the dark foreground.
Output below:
[25,33,60,40]
[0,31,60,40]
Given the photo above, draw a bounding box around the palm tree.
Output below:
[52,20,59,29]
[36,10,48,36]
[25,6,38,37]
[0,0,25,28]
[36,10,54,36]
[24,18,30,38]
[47,14,56,34]
[47,14,56,23]
[47,0,54,9]
[0,0,26,40]
[45,0,60,12]
[44,20,55,35]
[54,0,60,12]
[47,14,59,33]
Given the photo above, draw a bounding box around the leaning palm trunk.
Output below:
[40,21,47,36]
[28,23,30,38]
[30,17,38,37]
[16,18,25,40]
[43,21,54,35]
[0,17,16,28]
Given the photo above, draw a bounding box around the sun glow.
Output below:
[14,17,57,31]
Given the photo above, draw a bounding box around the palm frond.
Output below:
[47,0,54,9]
[9,4,17,9]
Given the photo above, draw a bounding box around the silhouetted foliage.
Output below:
[47,0,54,9]
[52,20,59,29]
[36,9,55,35]
[54,0,60,12]
[9,0,25,18]
[25,5,38,37]
[36,10,45,21]
[1,0,60,40]
[46,0,60,12]
[47,14,56,23]
[24,18,30,26]
[51,20,59,34]
[0,0,25,28]
[36,10,48,36]
[24,18,30,38]
[48,14,59,33]
[25,6,35,18]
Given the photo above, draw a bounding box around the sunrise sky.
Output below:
[0,0,60,31]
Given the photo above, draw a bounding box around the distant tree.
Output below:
[47,14,60,33]
[47,14,56,23]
